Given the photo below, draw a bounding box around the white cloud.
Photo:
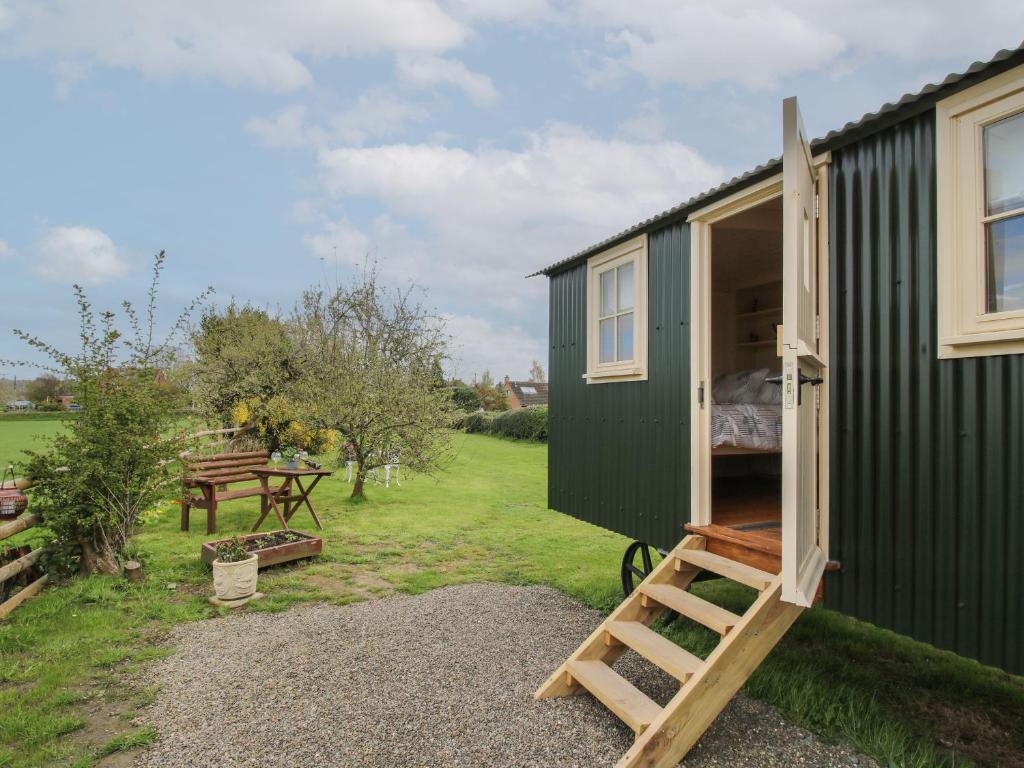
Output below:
[33,226,130,284]
[2,0,467,92]
[577,2,843,90]
[246,105,317,149]
[443,313,547,383]
[313,123,724,313]
[248,92,429,150]
[331,90,430,145]
[445,0,563,25]
[303,217,373,264]
[0,240,14,260]
[397,55,499,106]
[573,0,1024,90]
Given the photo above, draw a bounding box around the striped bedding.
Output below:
[711,403,782,451]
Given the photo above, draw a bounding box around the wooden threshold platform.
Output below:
[685,523,781,576]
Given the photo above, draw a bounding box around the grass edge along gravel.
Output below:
[0,433,1020,767]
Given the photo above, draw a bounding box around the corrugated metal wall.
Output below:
[548,222,691,549]
[827,110,1024,674]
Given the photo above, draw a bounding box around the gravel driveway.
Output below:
[134,583,875,768]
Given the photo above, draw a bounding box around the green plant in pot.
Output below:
[280,446,301,470]
[211,536,258,605]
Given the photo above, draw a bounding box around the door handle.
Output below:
[764,372,822,387]
[764,370,822,405]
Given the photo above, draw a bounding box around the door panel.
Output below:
[781,96,826,606]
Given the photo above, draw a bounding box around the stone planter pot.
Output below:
[211,553,259,606]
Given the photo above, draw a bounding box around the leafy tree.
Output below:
[12,252,211,574]
[479,385,512,415]
[450,384,482,411]
[25,375,64,404]
[529,359,546,383]
[190,302,296,424]
[290,267,454,498]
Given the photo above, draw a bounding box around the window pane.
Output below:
[984,111,1024,216]
[986,214,1024,313]
[600,269,615,317]
[617,312,634,361]
[617,262,634,311]
[599,318,615,362]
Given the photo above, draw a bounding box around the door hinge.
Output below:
[815,315,821,340]
[814,192,820,219]
[697,381,705,409]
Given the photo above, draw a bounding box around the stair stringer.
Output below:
[534,535,707,700]
[616,575,803,768]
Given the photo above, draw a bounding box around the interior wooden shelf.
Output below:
[735,306,782,319]
[736,339,777,348]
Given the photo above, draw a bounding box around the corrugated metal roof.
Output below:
[532,42,1024,277]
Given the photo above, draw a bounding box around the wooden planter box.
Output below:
[201,530,322,569]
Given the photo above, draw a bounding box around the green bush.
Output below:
[492,406,548,440]
[454,410,496,434]
[14,252,210,575]
[454,406,547,441]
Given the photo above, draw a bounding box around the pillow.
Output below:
[712,368,770,404]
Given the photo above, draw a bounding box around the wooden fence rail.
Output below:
[0,513,46,619]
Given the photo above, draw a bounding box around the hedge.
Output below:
[454,405,547,442]
[0,411,79,422]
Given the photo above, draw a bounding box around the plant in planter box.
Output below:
[211,535,259,605]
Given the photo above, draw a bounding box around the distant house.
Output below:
[56,394,76,409]
[5,400,33,411]
[502,376,548,409]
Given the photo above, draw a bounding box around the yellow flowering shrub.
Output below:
[228,394,336,455]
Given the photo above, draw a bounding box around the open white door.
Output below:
[781,96,826,606]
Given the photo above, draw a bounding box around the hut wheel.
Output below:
[620,540,656,597]
[620,540,678,625]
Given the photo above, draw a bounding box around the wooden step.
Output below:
[565,659,662,735]
[674,549,775,591]
[605,621,703,682]
[638,584,741,635]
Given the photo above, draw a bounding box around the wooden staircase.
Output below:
[535,534,804,768]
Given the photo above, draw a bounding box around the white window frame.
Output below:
[937,63,1024,359]
[584,234,648,383]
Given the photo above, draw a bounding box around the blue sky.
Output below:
[1,2,1022,382]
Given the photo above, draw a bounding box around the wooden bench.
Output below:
[180,450,280,534]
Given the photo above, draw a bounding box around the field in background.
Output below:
[0,415,67,466]
[0,430,1020,767]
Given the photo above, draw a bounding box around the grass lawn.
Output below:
[0,431,1021,767]
[0,415,68,466]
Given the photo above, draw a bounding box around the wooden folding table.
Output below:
[250,467,332,531]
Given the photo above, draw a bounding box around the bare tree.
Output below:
[529,359,546,383]
[291,267,454,498]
